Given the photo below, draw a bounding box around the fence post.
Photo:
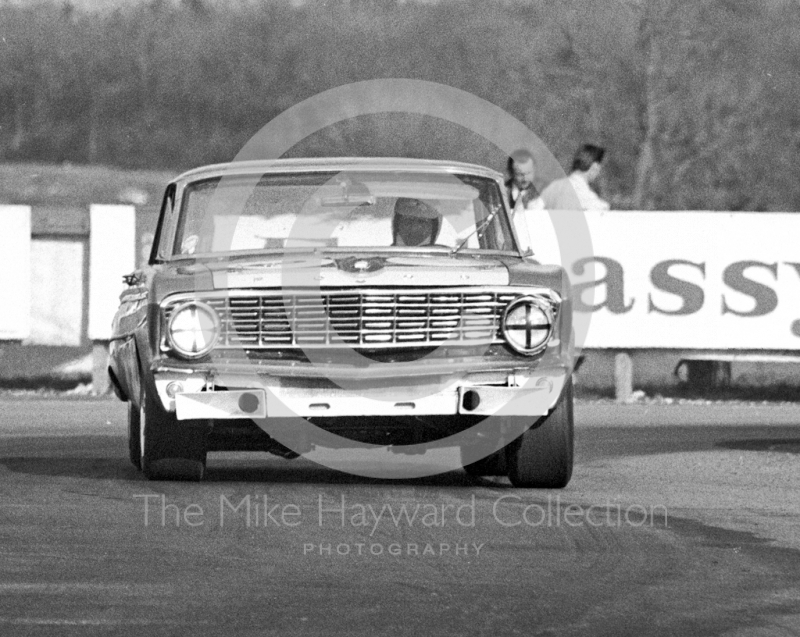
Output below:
[614,352,634,403]
[88,205,136,394]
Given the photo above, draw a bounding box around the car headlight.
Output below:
[501,296,554,355]
[166,301,220,359]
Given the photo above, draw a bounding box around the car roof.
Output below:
[172,157,504,184]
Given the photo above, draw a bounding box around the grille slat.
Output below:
[165,289,555,349]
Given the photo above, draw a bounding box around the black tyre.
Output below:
[506,377,574,488]
[461,447,507,477]
[127,401,141,469]
[139,383,208,481]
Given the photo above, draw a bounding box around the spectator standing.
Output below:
[504,149,544,255]
[505,149,540,211]
[539,144,610,211]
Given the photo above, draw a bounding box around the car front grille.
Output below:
[163,288,556,350]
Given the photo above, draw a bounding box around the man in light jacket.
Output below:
[539,144,610,211]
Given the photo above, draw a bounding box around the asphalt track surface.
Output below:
[1,397,799,636]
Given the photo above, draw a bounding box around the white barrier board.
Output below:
[0,206,31,340]
[528,211,800,350]
[88,205,136,341]
[29,239,84,346]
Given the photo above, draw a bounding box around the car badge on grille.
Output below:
[337,256,386,273]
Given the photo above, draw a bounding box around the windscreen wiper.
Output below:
[451,207,500,255]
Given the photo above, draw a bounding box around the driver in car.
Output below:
[392,198,442,247]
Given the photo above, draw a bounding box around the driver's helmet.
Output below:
[392,198,442,247]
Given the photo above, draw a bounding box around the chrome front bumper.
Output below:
[155,369,568,421]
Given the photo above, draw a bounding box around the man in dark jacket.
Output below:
[505,149,540,210]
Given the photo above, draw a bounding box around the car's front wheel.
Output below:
[506,377,574,488]
[139,383,208,481]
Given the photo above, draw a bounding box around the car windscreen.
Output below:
[172,171,516,256]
